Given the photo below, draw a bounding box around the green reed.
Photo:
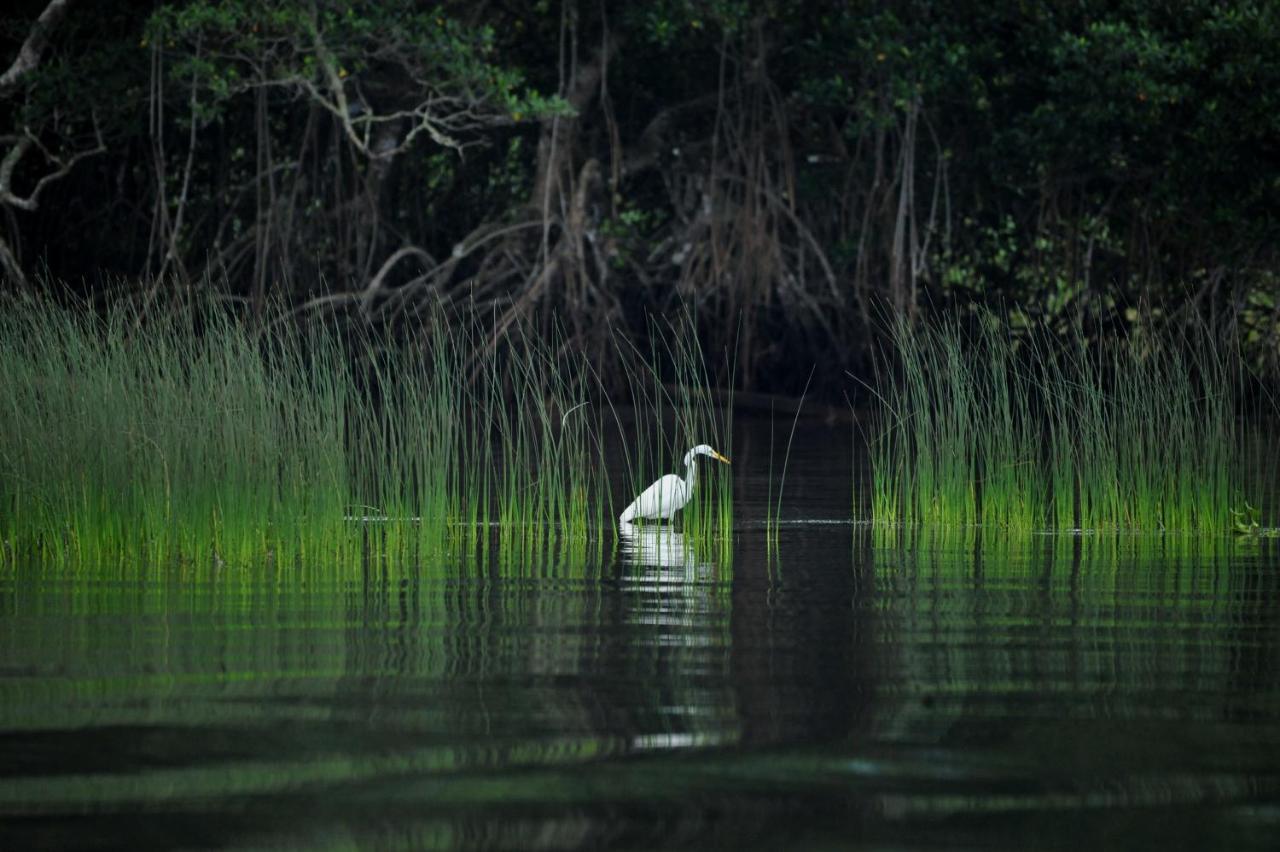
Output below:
[0,295,716,568]
[485,320,611,568]
[610,313,734,553]
[1,299,353,563]
[764,371,812,552]
[869,313,1242,532]
[663,314,734,545]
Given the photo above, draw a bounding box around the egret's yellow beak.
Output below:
[713,451,731,464]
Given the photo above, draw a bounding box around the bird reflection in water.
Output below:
[617,520,716,583]
[617,520,726,637]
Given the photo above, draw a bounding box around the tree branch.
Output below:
[0,0,71,98]
[0,120,105,212]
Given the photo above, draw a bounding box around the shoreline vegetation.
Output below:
[0,294,733,566]
[1,293,1272,566]
[865,313,1268,534]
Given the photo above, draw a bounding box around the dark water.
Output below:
[3,420,1280,850]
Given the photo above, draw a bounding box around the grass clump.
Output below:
[1,300,353,563]
[868,313,1242,533]
[0,294,722,567]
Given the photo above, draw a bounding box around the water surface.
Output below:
[3,419,1279,849]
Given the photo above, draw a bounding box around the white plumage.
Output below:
[618,444,730,524]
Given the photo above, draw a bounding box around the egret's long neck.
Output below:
[684,457,697,497]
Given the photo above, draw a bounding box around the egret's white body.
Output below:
[618,444,730,524]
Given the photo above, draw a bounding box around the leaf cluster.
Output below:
[143,0,566,132]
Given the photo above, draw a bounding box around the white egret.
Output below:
[618,444,730,524]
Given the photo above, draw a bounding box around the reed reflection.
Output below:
[863,526,1280,822]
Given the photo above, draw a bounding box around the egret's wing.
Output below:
[622,474,687,521]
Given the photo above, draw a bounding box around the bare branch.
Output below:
[0,120,105,211]
[305,27,465,159]
[0,0,72,98]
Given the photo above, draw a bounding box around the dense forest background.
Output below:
[2,0,1277,394]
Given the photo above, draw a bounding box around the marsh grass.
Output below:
[869,313,1242,533]
[661,316,734,547]
[0,295,722,568]
[609,314,735,556]
[2,300,353,564]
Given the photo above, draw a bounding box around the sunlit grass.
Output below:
[0,295,729,568]
[868,313,1243,533]
[2,300,353,563]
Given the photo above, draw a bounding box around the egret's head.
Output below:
[684,444,731,466]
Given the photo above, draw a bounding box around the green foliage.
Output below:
[869,312,1242,533]
[143,0,566,133]
[635,0,752,47]
[788,0,1279,343]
